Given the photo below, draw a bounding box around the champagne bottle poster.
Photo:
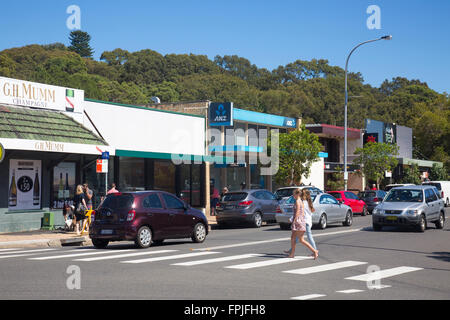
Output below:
[8,159,41,210]
[52,162,75,209]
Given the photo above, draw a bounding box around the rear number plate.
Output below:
[386,216,398,221]
[101,229,113,235]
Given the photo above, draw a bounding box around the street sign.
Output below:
[101,151,110,160]
[96,159,108,173]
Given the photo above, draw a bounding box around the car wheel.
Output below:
[343,211,353,226]
[361,206,368,216]
[319,214,327,229]
[373,223,382,231]
[192,223,207,243]
[435,212,445,229]
[253,212,262,228]
[417,215,427,233]
[135,226,152,248]
[92,239,109,249]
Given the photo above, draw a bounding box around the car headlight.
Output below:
[373,209,384,215]
[405,209,419,216]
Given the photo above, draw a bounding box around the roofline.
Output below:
[84,98,205,119]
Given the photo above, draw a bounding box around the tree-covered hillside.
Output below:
[0,41,448,174]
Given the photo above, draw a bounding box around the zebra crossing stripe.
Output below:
[121,251,220,264]
[0,248,22,252]
[171,253,264,266]
[283,261,368,275]
[74,250,178,262]
[0,248,56,255]
[225,256,312,270]
[345,266,424,281]
[336,289,365,294]
[291,294,326,300]
[29,249,131,260]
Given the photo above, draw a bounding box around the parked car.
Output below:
[384,184,414,192]
[422,181,450,207]
[89,191,209,248]
[274,186,323,203]
[216,189,279,228]
[372,185,445,232]
[328,191,368,216]
[276,193,353,230]
[357,190,387,214]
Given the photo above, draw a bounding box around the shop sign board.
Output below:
[8,159,41,211]
[209,102,233,126]
[0,76,84,113]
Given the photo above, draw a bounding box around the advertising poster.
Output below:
[8,159,42,210]
[52,162,76,209]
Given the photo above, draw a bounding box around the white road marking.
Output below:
[29,250,130,260]
[121,251,220,264]
[283,261,368,275]
[368,285,392,290]
[171,253,264,266]
[194,228,362,251]
[345,266,424,281]
[291,294,326,300]
[0,248,56,255]
[0,248,22,252]
[74,250,178,261]
[225,256,312,270]
[336,289,365,294]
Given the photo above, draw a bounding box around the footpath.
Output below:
[0,216,218,249]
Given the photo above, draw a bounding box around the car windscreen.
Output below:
[385,189,423,202]
[286,195,316,204]
[275,189,295,197]
[329,192,342,199]
[222,193,248,202]
[101,194,134,210]
[359,191,376,198]
[422,182,442,190]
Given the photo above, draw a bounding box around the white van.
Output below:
[422,181,450,207]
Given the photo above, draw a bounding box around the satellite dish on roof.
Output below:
[150,96,161,104]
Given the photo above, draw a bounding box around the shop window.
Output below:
[52,162,76,209]
[154,160,175,194]
[120,157,145,191]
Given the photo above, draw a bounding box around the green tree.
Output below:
[68,31,94,58]
[401,163,422,185]
[326,166,345,191]
[430,163,448,181]
[275,125,322,186]
[353,142,399,189]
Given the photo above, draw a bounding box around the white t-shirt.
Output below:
[303,200,313,226]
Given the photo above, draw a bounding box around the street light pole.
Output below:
[344,35,392,190]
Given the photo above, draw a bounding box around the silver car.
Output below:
[372,185,446,232]
[216,189,279,228]
[275,186,323,203]
[276,193,353,230]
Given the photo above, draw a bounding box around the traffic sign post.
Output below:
[96,159,109,196]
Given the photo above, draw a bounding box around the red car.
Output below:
[328,191,368,216]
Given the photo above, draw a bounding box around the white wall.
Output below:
[83,101,205,157]
[302,158,325,190]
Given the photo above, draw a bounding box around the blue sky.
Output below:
[1,0,449,93]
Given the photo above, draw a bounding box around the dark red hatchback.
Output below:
[89,191,209,248]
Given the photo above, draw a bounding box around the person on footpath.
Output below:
[73,185,88,236]
[285,188,319,260]
[107,182,119,194]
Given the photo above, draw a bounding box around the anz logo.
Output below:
[213,104,228,122]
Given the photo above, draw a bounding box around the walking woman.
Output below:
[286,188,319,259]
[302,189,318,256]
[73,185,88,236]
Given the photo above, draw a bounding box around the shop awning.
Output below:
[0,104,111,155]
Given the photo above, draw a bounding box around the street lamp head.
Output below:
[381,35,393,40]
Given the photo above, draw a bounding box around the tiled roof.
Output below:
[0,104,107,145]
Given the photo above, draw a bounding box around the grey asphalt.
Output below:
[0,209,449,300]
